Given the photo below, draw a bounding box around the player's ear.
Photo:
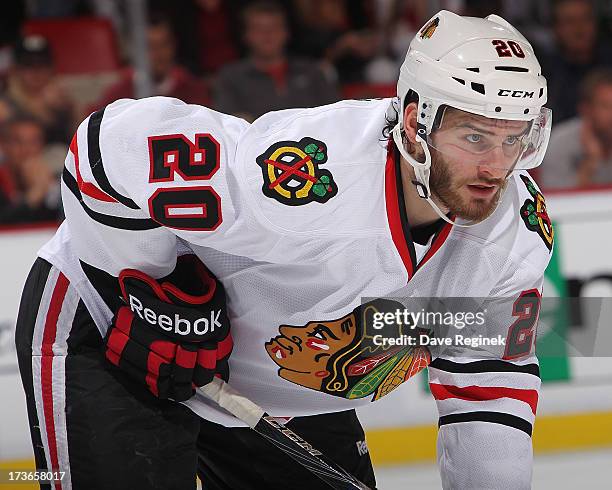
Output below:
[402,102,419,144]
[401,102,425,163]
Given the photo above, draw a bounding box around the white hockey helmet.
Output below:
[392,10,552,224]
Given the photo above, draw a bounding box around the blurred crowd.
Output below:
[0,0,611,226]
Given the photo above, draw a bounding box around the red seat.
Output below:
[23,18,120,74]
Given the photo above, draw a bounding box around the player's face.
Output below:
[428,109,529,222]
[265,315,356,390]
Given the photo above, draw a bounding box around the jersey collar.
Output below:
[384,142,453,281]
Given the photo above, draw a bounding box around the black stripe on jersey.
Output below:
[88,107,140,210]
[15,258,53,484]
[392,146,418,269]
[438,411,533,436]
[63,168,160,231]
[429,358,540,377]
[79,260,122,313]
[66,299,105,350]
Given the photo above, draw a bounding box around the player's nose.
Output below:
[476,146,513,174]
[476,164,506,180]
[475,149,508,179]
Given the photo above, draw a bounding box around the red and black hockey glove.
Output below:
[104,255,232,401]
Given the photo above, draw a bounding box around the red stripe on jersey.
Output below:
[430,383,539,414]
[70,134,117,203]
[41,273,69,487]
[384,146,414,279]
[41,272,69,356]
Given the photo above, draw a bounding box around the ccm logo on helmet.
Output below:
[128,294,222,335]
[498,89,534,98]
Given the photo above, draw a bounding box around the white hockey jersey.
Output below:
[40,97,554,488]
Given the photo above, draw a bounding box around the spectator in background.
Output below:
[540,0,612,123]
[498,0,555,52]
[0,116,61,224]
[0,36,75,144]
[213,1,338,121]
[541,69,612,189]
[158,0,242,76]
[293,0,382,83]
[192,0,240,74]
[0,0,25,84]
[92,14,209,109]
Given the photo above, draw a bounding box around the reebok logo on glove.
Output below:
[128,293,222,336]
[106,256,232,401]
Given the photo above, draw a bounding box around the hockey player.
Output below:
[15,10,553,490]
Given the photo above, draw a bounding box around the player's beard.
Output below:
[429,150,507,223]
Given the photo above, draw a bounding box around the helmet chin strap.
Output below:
[391,123,475,228]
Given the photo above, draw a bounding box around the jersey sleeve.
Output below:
[61,97,289,281]
[427,262,546,489]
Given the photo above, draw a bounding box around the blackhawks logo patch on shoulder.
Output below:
[520,174,553,251]
[256,137,337,206]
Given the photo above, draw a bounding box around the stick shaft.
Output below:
[198,378,371,490]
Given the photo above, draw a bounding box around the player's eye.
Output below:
[504,135,522,146]
[465,134,482,144]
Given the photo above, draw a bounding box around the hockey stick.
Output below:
[198,378,372,490]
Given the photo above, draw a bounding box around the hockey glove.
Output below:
[104,255,232,401]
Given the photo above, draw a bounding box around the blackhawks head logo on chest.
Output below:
[265,299,431,402]
[256,137,338,206]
